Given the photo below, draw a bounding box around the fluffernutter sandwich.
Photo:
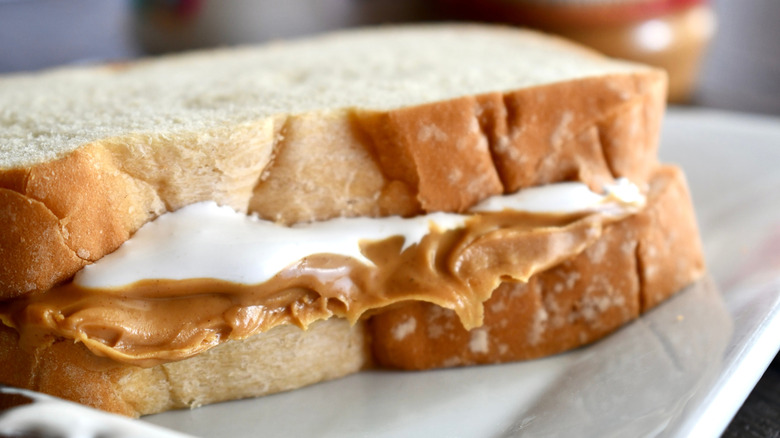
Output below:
[0,25,704,416]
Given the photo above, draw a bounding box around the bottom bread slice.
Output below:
[0,318,368,417]
[0,166,703,417]
[370,165,704,369]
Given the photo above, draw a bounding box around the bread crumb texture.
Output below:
[0,25,646,169]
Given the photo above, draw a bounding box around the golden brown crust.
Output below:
[0,189,86,296]
[369,166,704,370]
[0,144,164,299]
[634,166,705,310]
[356,96,506,213]
[491,72,665,192]
[0,323,135,415]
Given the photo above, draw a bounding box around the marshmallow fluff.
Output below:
[74,180,645,289]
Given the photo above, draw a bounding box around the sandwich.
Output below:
[0,24,704,417]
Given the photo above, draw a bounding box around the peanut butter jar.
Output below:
[437,0,716,102]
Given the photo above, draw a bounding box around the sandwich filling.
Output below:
[0,180,645,367]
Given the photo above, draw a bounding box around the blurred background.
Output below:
[0,0,778,114]
[0,0,777,435]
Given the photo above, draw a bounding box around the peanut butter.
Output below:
[0,209,629,368]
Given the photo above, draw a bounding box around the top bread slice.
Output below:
[0,24,666,298]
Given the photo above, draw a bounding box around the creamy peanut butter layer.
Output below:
[1,209,628,367]
[0,179,646,367]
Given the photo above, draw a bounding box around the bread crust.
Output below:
[489,73,665,192]
[369,166,704,369]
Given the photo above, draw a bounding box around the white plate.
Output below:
[3,109,780,438]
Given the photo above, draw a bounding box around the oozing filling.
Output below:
[0,180,644,367]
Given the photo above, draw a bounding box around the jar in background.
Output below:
[436,0,716,102]
[133,0,431,54]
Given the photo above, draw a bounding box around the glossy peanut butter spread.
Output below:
[0,210,626,368]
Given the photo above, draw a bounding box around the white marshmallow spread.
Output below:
[74,179,644,289]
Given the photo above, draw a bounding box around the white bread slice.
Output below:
[0,24,666,298]
[0,166,703,417]
[0,25,653,169]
